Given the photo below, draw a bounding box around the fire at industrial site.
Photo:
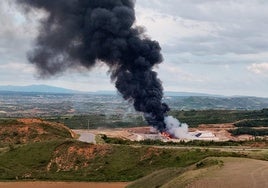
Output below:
[77,122,253,144]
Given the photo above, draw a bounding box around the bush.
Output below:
[229,128,268,136]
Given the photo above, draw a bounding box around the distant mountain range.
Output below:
[164,91,223,97]
[0,85,267,110]
[0,84,219,96]
[0,85,78,94]
[0,85,265,99]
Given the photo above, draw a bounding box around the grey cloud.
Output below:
[0,1,34,64]
[138,0,268,22]
[165,36,268,56]
[137,0,268,56]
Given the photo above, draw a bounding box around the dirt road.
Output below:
[0,182,128,188]
[73,129,96,143]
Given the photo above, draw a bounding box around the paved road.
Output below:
[72,130,96,144]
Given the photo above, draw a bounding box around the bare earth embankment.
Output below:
[0,182,128,188]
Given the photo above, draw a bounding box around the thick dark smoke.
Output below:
[17,0,170,132]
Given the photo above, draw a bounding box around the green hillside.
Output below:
[0,140,242,181]
[0,118,267,182]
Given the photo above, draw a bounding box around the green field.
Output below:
[169,109,268,127]
[46,114,145,129]
[45,109,268,129]
[44,108,268,137]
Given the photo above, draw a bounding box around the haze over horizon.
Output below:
[1,0,268,97]
[0,84,266,98]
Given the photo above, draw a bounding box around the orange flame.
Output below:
[161,132,173,139]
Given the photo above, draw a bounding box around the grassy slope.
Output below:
[128,157,268,188]
[0,117,268,182]
[168,157,268,188]
[127,158,223,188]
[0,140,244,182]
[126,168,186,188]
[0,140,64,180]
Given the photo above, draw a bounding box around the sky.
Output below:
[0,0,268,97]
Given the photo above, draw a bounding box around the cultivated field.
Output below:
[187,158,268,188]
[128,157,268,188]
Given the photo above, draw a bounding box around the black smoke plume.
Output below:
[17,0,170,132]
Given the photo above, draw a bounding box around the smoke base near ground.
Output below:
[164,116,195,139]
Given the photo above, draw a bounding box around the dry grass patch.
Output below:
[187,157,268,188]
